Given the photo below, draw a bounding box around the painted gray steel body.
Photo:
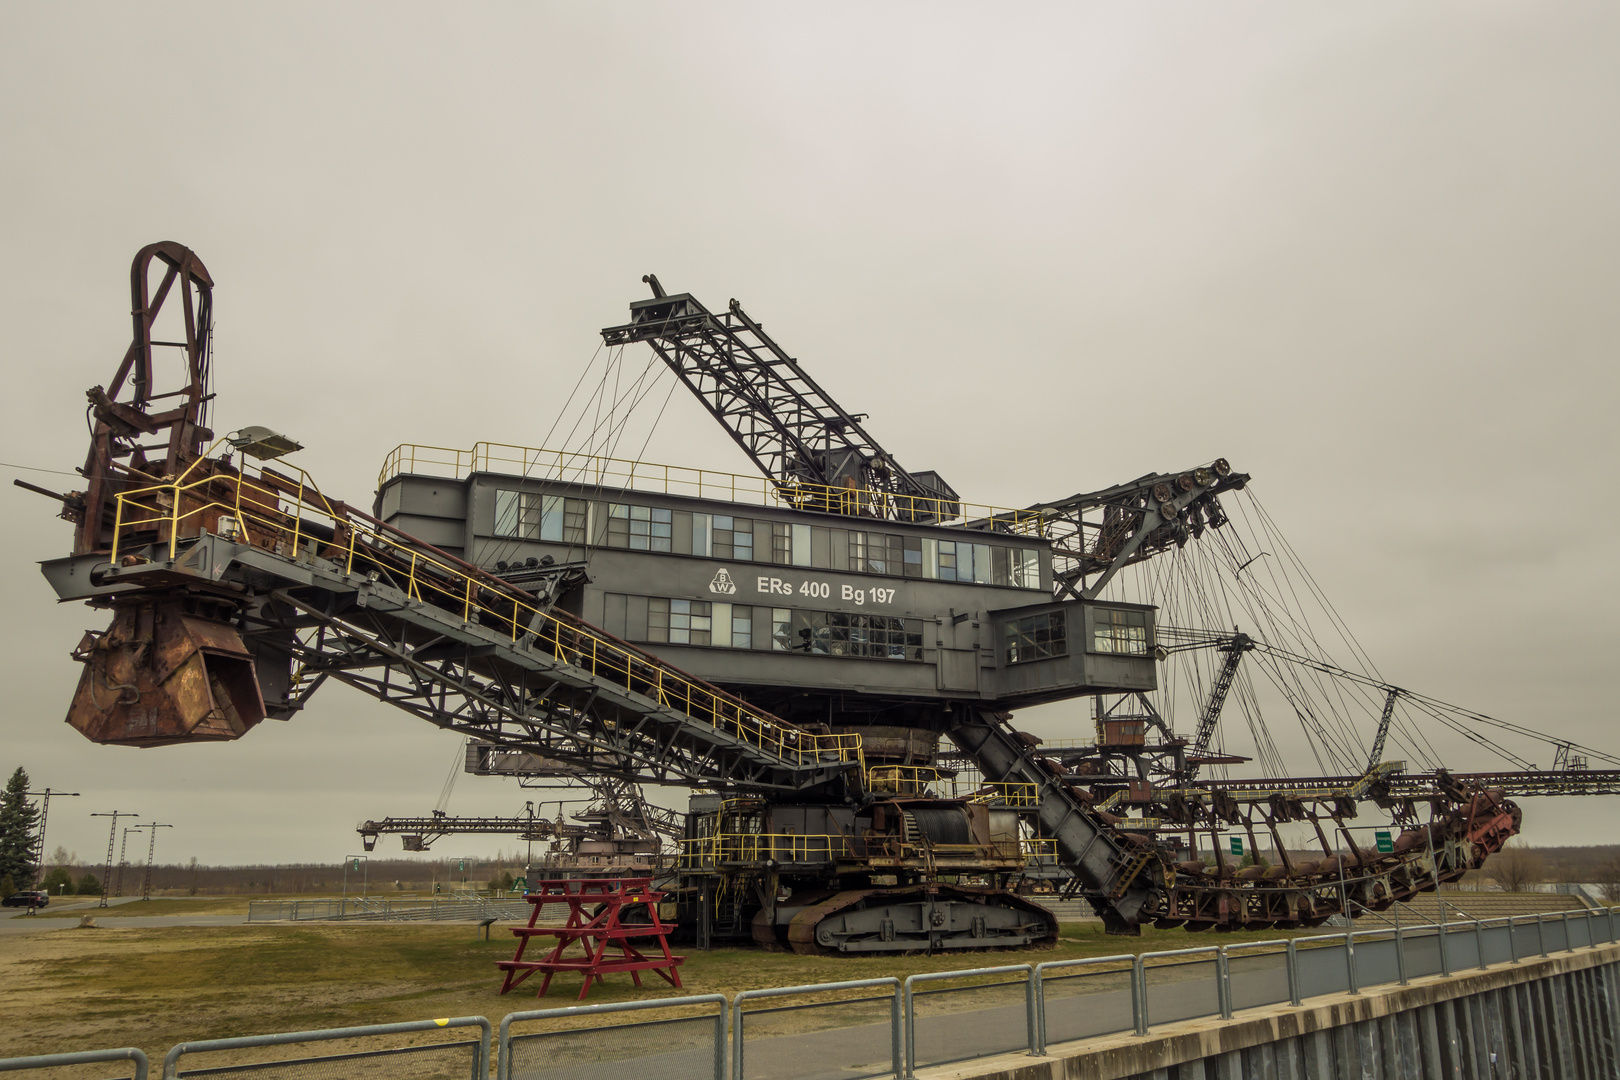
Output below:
[378,470,1157,708]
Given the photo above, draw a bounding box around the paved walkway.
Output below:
[0,898,249,936]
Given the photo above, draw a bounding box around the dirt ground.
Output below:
[0,919,1301,1064]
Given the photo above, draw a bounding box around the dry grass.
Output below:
[0,920,1305,1062]
[25,894,343,918]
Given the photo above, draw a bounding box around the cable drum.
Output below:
[906,806,972,846]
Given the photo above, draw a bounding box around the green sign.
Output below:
[352,858,361,871]
[1375,831,1394,854]
[1229,836,1243,856]
[458,859,467,872]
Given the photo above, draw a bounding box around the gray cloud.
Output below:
[3,2,1616,863]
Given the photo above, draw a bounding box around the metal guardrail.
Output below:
[498,995,726,1080]
[0,1048,148,1080]
[247,897,534,922]
[732,979,901,1080]
[162,1016,490,1080]
[377,442,1049,535]
[903,964,1038,1076]
[5,908,1617,1080]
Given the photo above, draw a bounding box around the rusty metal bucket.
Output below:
[66,598,267,746]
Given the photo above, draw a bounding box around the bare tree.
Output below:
[1597,855,1620,905]
[1487,841,1545,893]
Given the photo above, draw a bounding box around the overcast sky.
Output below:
[2,3,1617,868]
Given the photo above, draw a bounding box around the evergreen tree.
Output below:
[0,767,41,888]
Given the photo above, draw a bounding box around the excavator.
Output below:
[27,244,1526,951]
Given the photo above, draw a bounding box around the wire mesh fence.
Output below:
[1223,943,1292,1013]
[1293,936,1353,999]
[1033,956,1136,1050]
[903,966,1035,1074]
[0,1048,148,1080]
[162,1018,489,1080]
[732,979,901,1080]
[499,996,725,1080]
[1139,948,1221,1028]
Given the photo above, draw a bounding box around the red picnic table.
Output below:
[496,877,685,1001]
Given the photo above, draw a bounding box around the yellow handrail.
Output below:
[107,463,862,770]
[969,782,1041,808]
[377,441,1050,535]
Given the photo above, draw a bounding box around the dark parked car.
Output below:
[2,891,49,908]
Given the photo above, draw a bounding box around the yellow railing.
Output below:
[378,441,1050,535]
[107,462,861,771]
[866,765,941,793]
[680,833,856,868]
[679,831,1052,869]
[969,783,1041,808]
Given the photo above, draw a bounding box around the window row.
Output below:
[493,491,1042,588]
[1006,612,1067,665]
[607,595,924,662]
[1092,608,1152,656]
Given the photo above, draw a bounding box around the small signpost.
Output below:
[1376,830,1394,854]
[1230,836,1244,857]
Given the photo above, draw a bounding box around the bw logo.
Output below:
[708,568,737,595]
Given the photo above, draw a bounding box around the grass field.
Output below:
[0,918,1307,1060]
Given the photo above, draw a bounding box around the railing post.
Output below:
[1024,966,1039,1056]
[1476,917,1486,969]
[1508,915,1522,964]
[1395,922,1408,986]
[1565,911,1576,953]
[1345,932,1359,995]
[902,975,916,1079]
[730,996,744,1080]
[1286,939,1302,1006]
[1439,914,1452,977]
[1033,964,1046,1055]
[1132,955,1148,1035]
[1217,947,1232,1019]
[1538,913,1548,957]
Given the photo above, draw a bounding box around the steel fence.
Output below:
[1032,955,1136,1051]
[732,979,901,1080]
[902,965,1036,1076]
[0,1048,148,1080]
[162,1017,489,1080]
[6,907,1619,1080]
[498,995,726,1080]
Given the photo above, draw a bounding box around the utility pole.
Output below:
[89,812,137,908]
[23,788,80,888]
[119,828,140,899]
[131,823,172,900]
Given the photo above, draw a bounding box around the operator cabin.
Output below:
[377,448,1158,741]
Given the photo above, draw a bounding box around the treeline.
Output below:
[35,857,526,896]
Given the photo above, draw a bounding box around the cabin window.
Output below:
[494,491,586,544]
[607,504,673,551]
[648,598,711,646]
[1092,608,1151,656]
[713,515,754,561]
[1006,612,1066,664]
[1012,548,1039,589]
